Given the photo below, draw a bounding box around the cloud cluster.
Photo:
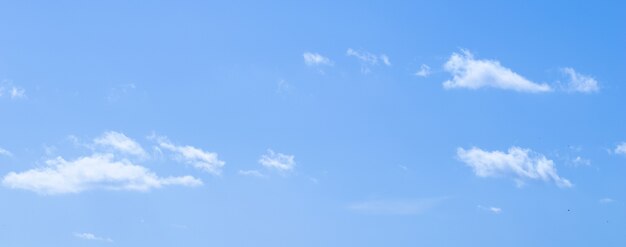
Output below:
[441,49,600,94]
[456,146,572,188]
[1,131,206,195]
[1,131,302,194]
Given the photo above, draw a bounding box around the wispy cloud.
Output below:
[415,64,431,77]
[259,149,295,172]
[74,232,113,242]
[348,197,446,215]
[303,52,333,66]
[346,48,391,73]
[238,169,265,178]
[478,205,502,214]
[599,198,614,204]
[107,83,136,102]
[276,79,292,94]
[380,54,391,66]
[443,49,551,93]
[94,131,148,158]
[561,67,599,93]
[0,147,12,157]
[151,135,225,175]
[456,146,572,188]
[571,156,591,166]
[2,154,201,195]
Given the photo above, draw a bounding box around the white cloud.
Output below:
[94,131,147,158]
[258,149,295,172]
[303,52,333,66]
[2,154,202,195]
[571,156,591,166]
[478,205,502,214]
[10,87,26,99]
[380,54,391,66]
[152,135,225,175]
[561,67,599,93]
[0,147,12,157]
[489,207,502,214]
[346,48,391,73]
[443,50,551,93]
[348,198,445,215]
[415,64,431,77]
[74,232,113,242]
[0,80,27,100]
[614,143,626,155]
[238,169,265,178]
[456,146,572,188]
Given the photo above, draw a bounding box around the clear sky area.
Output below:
[0,1,625,246]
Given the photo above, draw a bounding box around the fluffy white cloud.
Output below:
[348,198,445,215]
[456,146,572,188]
[443,50,551,93]
[561,67,599,93]
[74,232,113,242]
[94,131,147,158]
[303,52,333,66]
[258,149,295,171]
[2,154,202,195]
[152,135,225,175]
[415,64,431,77]
[614,143,626,155]
[0,147,12,157]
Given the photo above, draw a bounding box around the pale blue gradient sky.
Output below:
[0,1,625,246]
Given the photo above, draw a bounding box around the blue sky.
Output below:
[0,0,625,246]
